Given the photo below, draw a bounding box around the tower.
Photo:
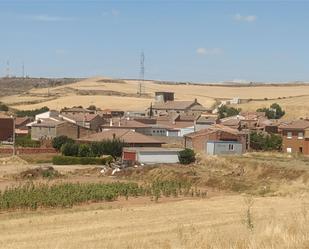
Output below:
[138,51,145,96]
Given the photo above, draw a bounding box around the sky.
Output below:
[0,0,308,83]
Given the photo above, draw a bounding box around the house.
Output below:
[279,120,309,154]
[31,119,94,141]
[184,124,247,155]
[0,114,14,141]
[99,109,124,118]
[150,93,210,116]
[195,114,219,131]
[15,117,32,136]
[122,147,182,165]
[78,129,165,147]
[60,113,104,131]
[34,110,59,121]
[60,107,95,115]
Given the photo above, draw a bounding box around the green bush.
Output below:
[52,155,113,165]
[78,144,92,157]
[218,105,241,119]
[61,143,79,157]
[15,135,40,148]
[178,149,196,165]
[257,103,285,119]
[16,106,49,118]
[0,102,9,112]
[250,131,282,151]
[52,136,74,150]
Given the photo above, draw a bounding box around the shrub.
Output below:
[178,149,196,165]
[218,105,241,119]
[61,143,79,157]
[52,155,113,165]
[257,103,285,119]
[52,136,74,150]
[78,144,92,157]
[16,106,49,118]
[15,135,40,147]
[0,102,9,112]
[250,131,282,151]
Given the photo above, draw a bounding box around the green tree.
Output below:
[52,136,74,150]
[257,103,285,119]
[0,103,9,112]
[218,105,241,119]
[78,144,92,157]
[61,143,79,157]
[178,149,196,165]
[250,131,282,151]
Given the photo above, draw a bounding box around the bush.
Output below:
[52,136,74,150]
[52,155,113,165]
[0,103,9,112]
[218,105,241,119]
[257,103,285,119]
[61,143,79,157]
[15,135,40,148]
[178,149,196,165]
[16,106,49,118]
[250,131,282,151]
[78,144,92,157]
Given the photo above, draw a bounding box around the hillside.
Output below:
[1,76,309,118]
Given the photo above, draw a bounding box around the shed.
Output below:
[206,141,243,155]
[122,147,183,164]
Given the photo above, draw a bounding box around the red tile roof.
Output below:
[184,124,243,138]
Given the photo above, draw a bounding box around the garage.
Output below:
[122,147,183,164]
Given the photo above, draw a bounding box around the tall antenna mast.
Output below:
[138,51,145,96]
[22,61,25,78]
[6,60,10,78]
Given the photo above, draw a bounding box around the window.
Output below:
[298,132,304,139]
[228,144,234,151]
[287,147,292,153]
[287,132,292,139]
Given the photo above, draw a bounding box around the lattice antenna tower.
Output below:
[138,51,145,96]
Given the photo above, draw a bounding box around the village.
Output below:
[0,90,308,167]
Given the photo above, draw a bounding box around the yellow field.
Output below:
[2,77,309,118]
[0,195,308,249]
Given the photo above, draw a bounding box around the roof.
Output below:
[31,118,66,128]
[61,113,100,122]
[61,107,93,113]
[185,124,243,138]
[196,115,218,124]
[279,120,309,130]
[79,129,164,144]
[15,117,31,126]
[123,147,183,152]
[101,118,149,129]
[152,100,207,111]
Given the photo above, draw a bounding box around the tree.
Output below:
[61,143,79,157]
[0,103,9,112]
[52,136,74,151]
[218,105,241,119]
[178,149,196,165]
[257,103,285,119]
[16,106,49,117]
[78,144,92,157]
[87,105,96,111]
[250,131,282,151]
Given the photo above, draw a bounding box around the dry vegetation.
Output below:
[2,77,309,118]
[0,153,308,248]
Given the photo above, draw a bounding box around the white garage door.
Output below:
[138,152,179,164]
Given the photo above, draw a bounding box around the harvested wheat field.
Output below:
[0,195,308,249]
[2,77,309,118]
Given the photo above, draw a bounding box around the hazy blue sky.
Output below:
[0,0,308,82]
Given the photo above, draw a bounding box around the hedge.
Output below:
[52,156,113,165]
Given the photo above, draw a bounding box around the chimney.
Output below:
[194,98,198,103]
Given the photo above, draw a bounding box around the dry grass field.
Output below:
[0,153,309,248]
[2,77,309,118]
[0,195,308,249]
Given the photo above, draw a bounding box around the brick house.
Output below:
[279,120,309,154]
[60,113,104,131]
[31,119,95,141]
[184,124,247,154]
[0,114,14,141]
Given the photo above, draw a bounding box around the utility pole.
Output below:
[22,61,25,78]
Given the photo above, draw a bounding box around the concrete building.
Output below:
[122,147,182,164]
[206,141,243,155]
[184,124,247,155]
